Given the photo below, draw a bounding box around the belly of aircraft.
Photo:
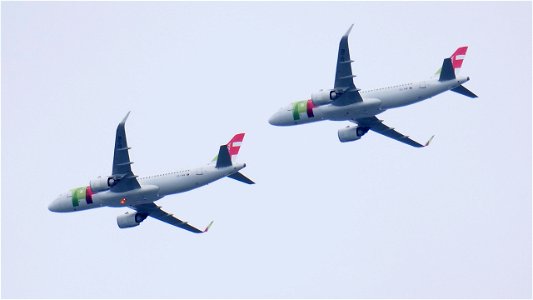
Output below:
[320,99,384,121]
[94,185,160,207]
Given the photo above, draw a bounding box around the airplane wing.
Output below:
[354,116,434,148]
[333,24,363,105]
[110,112,141,192]
[133,203,213,233]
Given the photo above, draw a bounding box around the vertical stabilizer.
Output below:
[212,133,246,166]
[434,46,469,78]
[226,133,245,157]
[215,145,232,168]
[438,58,456,81]
[450,46,468,69]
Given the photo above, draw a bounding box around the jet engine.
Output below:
[338,125,369,143]
[89,176,112,193]
[117,212,148,229]
[311,89,339,106]
[89,176,121,192]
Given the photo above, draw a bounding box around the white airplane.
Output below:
[269,25,477,147]
[49,112,254,233]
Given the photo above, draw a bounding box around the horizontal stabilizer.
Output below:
[451,85,478,98]
[228,171,255,184]
[215,145,232,168]
[439,58,456,81]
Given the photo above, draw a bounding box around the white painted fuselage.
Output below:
[50,163,245,212]
[269,76,470,126]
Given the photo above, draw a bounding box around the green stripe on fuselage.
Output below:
[292,103,300,120]
[292,100,307,120]
[71,187,85,207]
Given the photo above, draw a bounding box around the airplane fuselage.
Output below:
[49,112,252,232]
[269,76,469,126]
[50,163,245,213]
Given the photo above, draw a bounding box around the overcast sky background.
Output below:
[2,2,531,298]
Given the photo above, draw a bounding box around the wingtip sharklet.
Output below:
[424,135,435,147]
[121,111,131,125]
[343,24,354,37]
[204,221,214,233]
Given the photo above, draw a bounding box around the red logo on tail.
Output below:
[226,133,245,156]
[450,46,468,69]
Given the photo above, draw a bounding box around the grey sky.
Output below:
[2,1,531,298]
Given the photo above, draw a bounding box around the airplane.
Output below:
[268,25,477,147]
[48,112,254,233]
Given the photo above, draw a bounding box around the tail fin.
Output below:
[215,145,232,168]
[212,133,246,167]
[450,46,468,69]
[434,46,469,77]
[438,58,455,81]
[226,133,245,157]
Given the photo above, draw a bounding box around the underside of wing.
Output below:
[333,24,363,105]
[110,112,141,192]
[355,117,434,148]
[133,203,212,234]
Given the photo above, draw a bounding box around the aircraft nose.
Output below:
[48,195,71,212]
[268,114,278,125]
[268,111,285,126]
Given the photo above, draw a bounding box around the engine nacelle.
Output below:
[338,126,369,143]
[117,212,148,229]
[89,176,112,193]
[311,89,339,106]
